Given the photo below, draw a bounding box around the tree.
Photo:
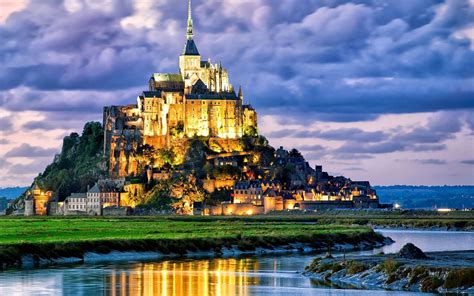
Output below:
[170,121,185,138]
[289,148,302,158]
[30,122,106,200]
[144,181,173,211]
[244,126,258,137]
[157,149,175,167]
[170,175,206,215]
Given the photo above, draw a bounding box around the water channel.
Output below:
[1,229,473,295]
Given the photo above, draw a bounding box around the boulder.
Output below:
[398,243,428,259]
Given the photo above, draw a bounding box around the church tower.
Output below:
[179,0,201,89]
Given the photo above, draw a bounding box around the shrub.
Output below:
[331,263,344,273]
[444,268,474,289]
[347,261,368,275]
[453,221,467,229]
[421,276,443,292]
[317,263,334,273]
[305,258,321,271]
[382,258,401,274]
[385,274,398,285]
[353,219,369,226]
[408,266,428,285]
[400,267,412,278]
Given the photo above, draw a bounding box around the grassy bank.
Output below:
[0,217,384,268]
[169,210,474,230]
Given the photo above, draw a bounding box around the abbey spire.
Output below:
[187,0,193,40]
[181,0,200,56]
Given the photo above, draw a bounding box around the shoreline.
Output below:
[373,225,474,232]
[0,231,389,270]
[303,250,474,294]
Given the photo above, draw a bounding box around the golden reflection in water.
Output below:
[107,258,261,296]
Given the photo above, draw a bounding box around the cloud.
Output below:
[4,143,58,158]
[461,159,474,165]
[345,167,365,171]
[416,159,448,165]
[22,119,83,131]
[0,116,13,130]
[336,141,406,154]
[0,0,471,120]
[333,153,375,160]
[0,0,473,186]
[268,128,388,142]
[297,144,326,152]
[0,139,9,144]
[0,87,141,114]
[334,111,466,155]
[0,0,29,23]
[0,157,11,168]
[7,159,49,175]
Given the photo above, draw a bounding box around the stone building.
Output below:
[65,193,87,214]
[24,184,53,216]
[86,182,120,216]
[233,180,264,205]
[104,0,258,177]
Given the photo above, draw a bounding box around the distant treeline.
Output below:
[374,186,474,209]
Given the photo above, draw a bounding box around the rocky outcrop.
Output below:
[304,249,474,293]
[398,243,428,259]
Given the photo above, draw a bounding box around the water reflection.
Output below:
[2,229,471,295]
[0,255,431,296]
[106,258,261,296]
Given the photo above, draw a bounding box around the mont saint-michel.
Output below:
[1,0,473,295]
[104,0,257,178]
[10,0,381,217]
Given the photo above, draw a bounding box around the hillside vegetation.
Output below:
[30,122,106,200]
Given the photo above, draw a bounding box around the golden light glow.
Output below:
[246,209,253,216]
[437,208,452,212]
[107,258,260,295]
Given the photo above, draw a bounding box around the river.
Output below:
[0,229,473,296]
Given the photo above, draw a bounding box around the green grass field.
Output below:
[0,217,386,267]
[0,216,371,246]
[169,211,474,229]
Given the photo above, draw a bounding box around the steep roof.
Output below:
[143,91,162,98]
[186,92,239,101]
[88,183,101,194]
[182,39,200,56]
[152,73,183,82]
[66,193,87,200]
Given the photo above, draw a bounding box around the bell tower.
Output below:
[179,0,201,88]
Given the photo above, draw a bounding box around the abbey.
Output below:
[104,0,258,177]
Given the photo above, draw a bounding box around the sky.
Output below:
[0,0,473,187]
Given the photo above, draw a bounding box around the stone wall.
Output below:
[24,199,34,216]
[201,179,235,193]
[221,203,264,216]
[103,206,131,216]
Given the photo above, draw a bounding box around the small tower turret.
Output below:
[238,86,244,100]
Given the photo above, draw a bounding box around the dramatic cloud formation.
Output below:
[4,143,58,158]
[416,159,448,165]
[0,0,473,186]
